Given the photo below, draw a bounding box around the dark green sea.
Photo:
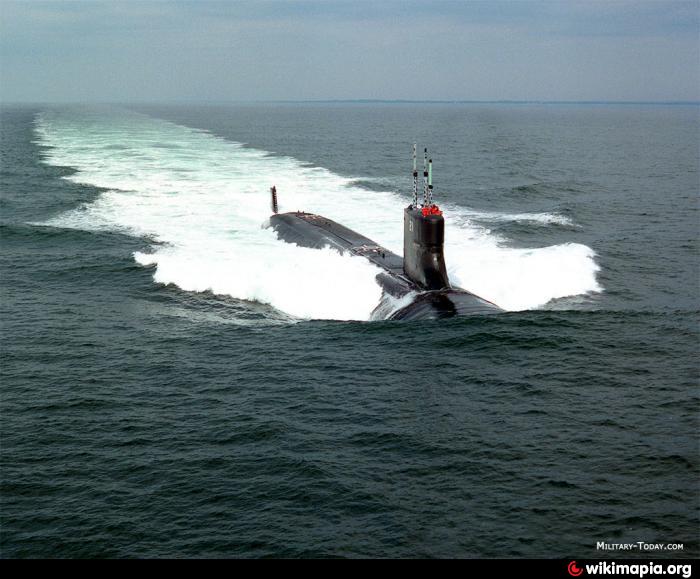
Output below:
[1,102,698,558]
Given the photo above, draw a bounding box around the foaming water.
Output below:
[35,107,601,318]
[465,210,576,227]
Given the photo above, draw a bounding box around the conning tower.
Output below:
[402,146,449,290]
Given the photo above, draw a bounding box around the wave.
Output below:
[463,210,575,226]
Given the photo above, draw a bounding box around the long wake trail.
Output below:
[35,107,601,320]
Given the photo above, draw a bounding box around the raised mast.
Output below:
[412,144,418,207]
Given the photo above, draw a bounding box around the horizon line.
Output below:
[2,99,699,106]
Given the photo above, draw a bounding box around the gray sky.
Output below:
[1,0,698,103]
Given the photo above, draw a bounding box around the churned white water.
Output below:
[35,107,601,320]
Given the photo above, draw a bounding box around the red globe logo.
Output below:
[568,561,584,577]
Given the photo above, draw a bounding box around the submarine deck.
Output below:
[270,211,410,282]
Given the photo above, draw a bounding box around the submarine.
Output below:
[266,146,503,320]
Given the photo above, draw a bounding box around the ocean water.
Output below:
[1,102,697,558]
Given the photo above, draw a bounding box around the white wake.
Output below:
[35,107,601,320]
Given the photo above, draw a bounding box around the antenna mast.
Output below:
[422,148,429,207]
[412,144,418,207]
[428,158,433,206]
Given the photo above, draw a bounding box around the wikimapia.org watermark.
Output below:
[568,561,692,578]
[597,542,685,552]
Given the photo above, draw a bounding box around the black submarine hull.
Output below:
[268,211,502,320]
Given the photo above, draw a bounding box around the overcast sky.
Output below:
[1,0,698,103]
